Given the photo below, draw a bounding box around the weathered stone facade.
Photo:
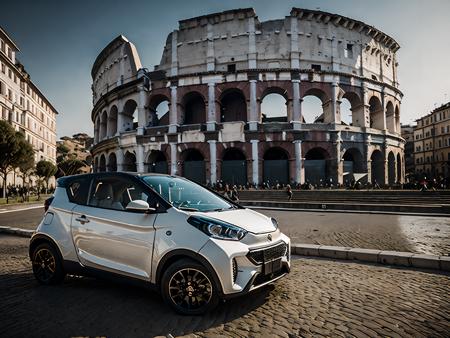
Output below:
[91,8,404,186]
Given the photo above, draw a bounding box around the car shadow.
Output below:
[0,271,275,337]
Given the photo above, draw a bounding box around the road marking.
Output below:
[0,205,43,214]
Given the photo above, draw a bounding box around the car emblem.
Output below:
[267,234,272,241]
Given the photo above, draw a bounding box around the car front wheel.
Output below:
[161,258,219,315]
[31,243,65,285]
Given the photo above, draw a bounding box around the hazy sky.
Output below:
[1,0,449,138]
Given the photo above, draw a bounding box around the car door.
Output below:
[71,174,159,281]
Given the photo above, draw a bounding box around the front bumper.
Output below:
[198,233,291,297]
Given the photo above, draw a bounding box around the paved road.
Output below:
[0,235,449,337]
[1,207,450,256]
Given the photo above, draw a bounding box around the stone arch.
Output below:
[395,105,400,134]
[107,105,118,137]
[342,148,364,173]
[340,91,363,127]
[260,87,289,122]
[220,89,247,123]
[147,150,168,174]
[94,116,100,143]
[122,99,138,132]
[304,147,331,185]
[370,149,385,185]
[369,96,384,130]
[181,148,206,183]
[99,154,106,172]
[123,151,137,172]
[263,147,290,185]
[396,152,402,183]
[99,111,107,140]
[182,91,206,125]
[388,151,396,186]
[108,152,117,172]
[302,87,330,123]
[221,148,247,185]
[386,101,395,133]
[148,94,170,126]
[94,156,99,173]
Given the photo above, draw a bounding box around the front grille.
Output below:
[247,242,287,265]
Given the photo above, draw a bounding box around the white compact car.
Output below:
[30,172,290,314]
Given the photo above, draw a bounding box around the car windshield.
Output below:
[142,176,234,212]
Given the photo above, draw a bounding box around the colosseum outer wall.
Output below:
[90,7,405,187]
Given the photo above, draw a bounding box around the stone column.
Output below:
[170,143,177,175]
[169,86,178,133]
[171,31,178,77]
[292,79,302,129]
[331,80,340,124]
[207,82,216,131]
[137,86,147,136]
[206,24,215,71]
[208,140,217,184]
[251,140,259,185]
[380,90,387,130]
[335,131,343,185]
[248,80,258,131]
[116,149,124,172]
[290,17,299,69]
[293,140,304,184]
[361,82,371,128]
[248,17,257,69]
[136,145,145,173]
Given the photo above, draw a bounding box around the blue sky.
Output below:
[1,0,449,137]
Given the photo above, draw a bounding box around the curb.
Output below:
[291,244,450,272]
[0,226,33,238]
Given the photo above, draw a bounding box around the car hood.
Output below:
[199,208,276,234]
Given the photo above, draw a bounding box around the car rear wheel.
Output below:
[161,258,219,315]
[32,243,65,285]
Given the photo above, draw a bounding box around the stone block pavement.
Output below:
[0,235,449,337]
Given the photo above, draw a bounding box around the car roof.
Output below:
[57,172,175,187]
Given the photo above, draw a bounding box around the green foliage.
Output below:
[57,159,86,177]
[36,160,57,180]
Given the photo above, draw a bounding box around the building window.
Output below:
[344,43,354,58]
[311,64,322,71]
[227,64,236,73]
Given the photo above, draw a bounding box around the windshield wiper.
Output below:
[178,206,199,211]
[212,206,236,212]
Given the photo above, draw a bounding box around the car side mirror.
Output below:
[126,200,156,213]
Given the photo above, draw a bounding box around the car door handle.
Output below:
[75,215,90,224]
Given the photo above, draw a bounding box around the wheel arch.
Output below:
[155,249,224,296]
[29,233,64,263]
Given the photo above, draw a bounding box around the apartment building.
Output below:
[413,102,450,178]
[0,26,58,188]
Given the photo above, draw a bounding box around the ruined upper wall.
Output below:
[91,35,142,105]
[157,7,400,86]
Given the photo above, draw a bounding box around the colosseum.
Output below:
[90,7,404,187]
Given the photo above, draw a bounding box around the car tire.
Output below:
[31,242,65,285]
[161,258,220,315]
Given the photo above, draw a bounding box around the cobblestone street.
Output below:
[0,235,449,337]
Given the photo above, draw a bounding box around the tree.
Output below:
[18,154,35,202]
[0,121,34,203]
[56,159,86,178]
[35,160,57,196]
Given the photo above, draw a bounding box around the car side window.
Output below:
[88,176,156,211]
[67,178,91,205]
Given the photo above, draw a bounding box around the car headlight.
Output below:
[187,216,247,241]
[271,217,279,229]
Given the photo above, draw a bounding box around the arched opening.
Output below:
[182,149,206,184]
[261,91,287,122]
[182,92,206,125]
[99,111,107,140]
[342,148,364,185]
[388,151,396,186]
[302,88,328,123]
[108,106,118,136]
[222,148,247,185]
[122,100,138,132]
[371,150,385,185]
[94,157,99,173]
[108,153,117,172]
[147,150,168,174]
[94,116,100,143]
[340,98,352,125]
[123,151,137,172]
[263,147,289,185]
[396,153,402,183]
[148,95,170,126]
[369,96,384,130]
[386,101,395,133]
[304,147,330,185]
[99,154,106,172]
[220,89,247,123]
[395,105,400,134]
